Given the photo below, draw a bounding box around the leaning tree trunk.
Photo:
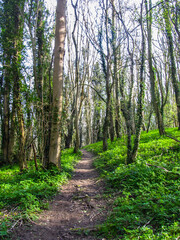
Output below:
[49,0,66,168]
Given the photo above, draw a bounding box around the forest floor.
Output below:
[12,150,109,240]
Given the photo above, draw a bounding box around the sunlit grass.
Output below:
[85,128,180,239]
[0,148,81,239]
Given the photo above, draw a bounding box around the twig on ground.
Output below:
[138,218,154,229]
[26,215,38,225]
[7,219,22,232]
[146,163,180,176]
[143,218,154,227]
[165,134,180,144]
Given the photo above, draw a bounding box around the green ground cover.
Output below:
[84,128,180,239]
[0,148,81,239]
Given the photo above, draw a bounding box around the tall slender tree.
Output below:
[49,0,66,167]
[145,0,165,135]
[71,0,80,153]
[163,0,180,130]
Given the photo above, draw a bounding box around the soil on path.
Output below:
[12,150,108,240]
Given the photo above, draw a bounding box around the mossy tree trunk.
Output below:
[163,0,180,130]
[1,2,13,164]
[71,0,80,153]
[13,0,27,170]
[111,0,121,139]
[145,0,165,135]
[118,3,145,164]
[1,0,26,168]
[130,3,145,162]
[99,0,112,151]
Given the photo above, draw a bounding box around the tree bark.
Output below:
[49,0,66,168]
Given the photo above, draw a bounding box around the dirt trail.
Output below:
[12,150,107,240]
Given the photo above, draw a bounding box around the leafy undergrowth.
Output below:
[84,128,180,239]
[0,148,81,239]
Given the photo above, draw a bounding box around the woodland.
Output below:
[0,0,180,239]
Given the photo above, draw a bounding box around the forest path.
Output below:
[12,150,108,240]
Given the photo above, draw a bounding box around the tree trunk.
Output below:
[2,71,10,164]
[49,0,66,168]
[163,0,180,130]
[102,0,111,151]
[13,1,26,170]
[126,54,134,163]
[8,102,16,162]
[146,107,153,132]
[145,0,165,135]
[131,4,145,161]
[79,112,83,148]
[103,113,109,151]
[37,5,44,163]
[2,0,26,169]
[111,0,121,138]
[65,113,74,149]
[110,101,115,142]
[72,0,80,153]
[43,55,53,168]
[85,88,92,146]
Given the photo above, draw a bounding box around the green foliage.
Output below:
[86,128,180,239]
[0,148,81,238]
